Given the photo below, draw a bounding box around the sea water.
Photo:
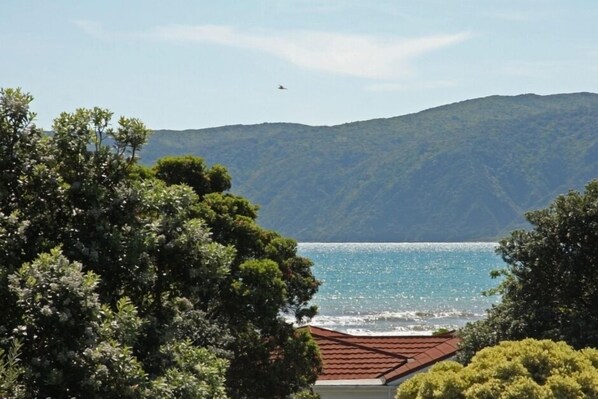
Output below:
[297,242,505,335]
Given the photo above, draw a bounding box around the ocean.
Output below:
[297,242,505,335]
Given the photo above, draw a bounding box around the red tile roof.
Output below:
[304,326,460,384]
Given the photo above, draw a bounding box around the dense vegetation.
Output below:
[394,178,598,398]
[397,339,598,399]
[457,180,598,363]
[142,93,598,241]
[0,88,321,398]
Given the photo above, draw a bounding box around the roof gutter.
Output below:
[315,378,385,386]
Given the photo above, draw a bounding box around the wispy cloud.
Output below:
[150,24,471,79]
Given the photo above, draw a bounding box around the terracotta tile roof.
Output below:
[304,326,460,384]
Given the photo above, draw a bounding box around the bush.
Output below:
[397,339,598,399]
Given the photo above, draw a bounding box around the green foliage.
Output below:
[8,248,148,398]
[397,339,598,399]
[155,156,322,398]
[9,249,102,397]
[143,93,598,241]
[458,180,598,362]
[208,164,233,193]
[0,339,24,399]
[82,341,147,398]
[153,154,322,396]
[292,388,321,399]
[0,88,321,398]
[153,155,231,197]
[99,297,144,347]
[233,259,286,321]
[150,340,228,399]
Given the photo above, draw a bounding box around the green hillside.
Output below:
[140,93,598,242]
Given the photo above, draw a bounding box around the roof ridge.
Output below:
[376,359,407,380]
[382,337,460,383]
[304,325,352,337]
[317,334,411,380]
[421,336,460,355]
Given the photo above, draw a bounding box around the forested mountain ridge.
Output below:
[141,93,598,242]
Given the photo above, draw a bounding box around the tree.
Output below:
[0,88,321,398]
[458,180,598,363]
[153,155,231,197]
[397,339,598,399]
[9,248,148,398]
[154,156,322,398]
[7,247,230,398]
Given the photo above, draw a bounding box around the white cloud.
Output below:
[151,24,471,79]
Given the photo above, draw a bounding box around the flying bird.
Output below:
[278,84,287,90]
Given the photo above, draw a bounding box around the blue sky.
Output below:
[2,1,598,130]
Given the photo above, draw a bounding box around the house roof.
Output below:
[304,326,460,384]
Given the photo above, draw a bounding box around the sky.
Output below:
[2,0,598,130]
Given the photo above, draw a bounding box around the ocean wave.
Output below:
[288,309,485,335]
[344,325,447,336]
[307,310,481,324]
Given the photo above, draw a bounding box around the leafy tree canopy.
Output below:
[0,88,321,398]
[458,179,598,363]
[153,155,231,197]
[397,339,598,399]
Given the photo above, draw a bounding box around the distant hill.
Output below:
[140,93,598,242]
